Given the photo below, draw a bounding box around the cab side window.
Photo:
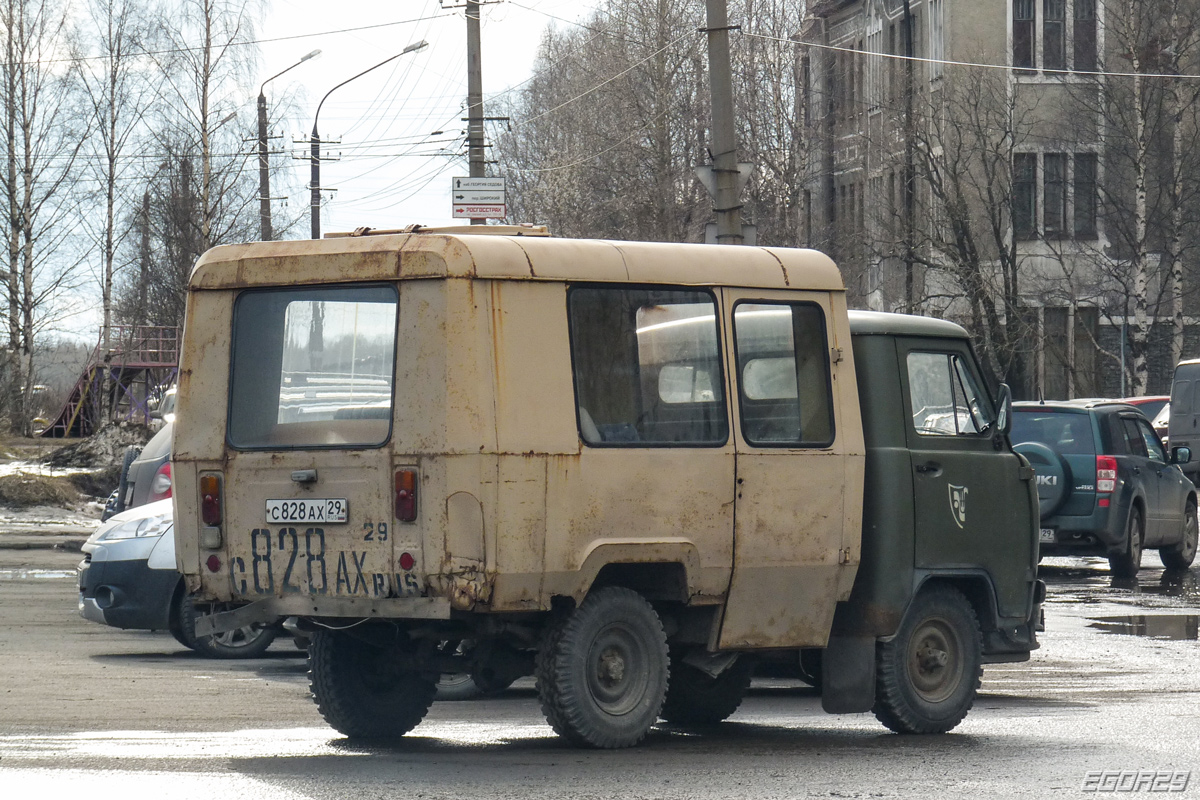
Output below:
[732,302,834,447]
[906,352,994,436]
[567,286,727,446]
[1121,418,1150,458]
[1137,419,1166,462]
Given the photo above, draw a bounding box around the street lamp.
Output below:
[256,50,321,242]
[310,40,429,240]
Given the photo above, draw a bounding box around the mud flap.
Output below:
[820,635,876,713]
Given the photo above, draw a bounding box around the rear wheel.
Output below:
[536,587,668,748]
[1109,508,1145,578]
[873,586,982,735]
[659,650,752,725]
[309,628,436,738]
[177,595,278,659]
[1161,501,1199,571]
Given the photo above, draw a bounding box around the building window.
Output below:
[1014,0,1035,71]
[1013,153,1037,239]
[1074,153,1098,238]
[1043,0,1066,70]
[1014,152,1099,241]
[1014,0,1097,74]
[1075,0,1097,71]
[929,0,944,79]
[1044,153,1067,237]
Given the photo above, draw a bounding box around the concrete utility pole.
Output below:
[705,0,743,245]
[466,0,486,225]
[258,50,320,242]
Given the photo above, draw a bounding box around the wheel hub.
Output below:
[908,619,961,703]
[597,648,626,685]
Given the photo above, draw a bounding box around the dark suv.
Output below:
[1012,400,1198,576]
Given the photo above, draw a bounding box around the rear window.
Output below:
[227,284,398,449]
[1011,410,1095,454]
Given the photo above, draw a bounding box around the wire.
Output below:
[743,29,1200,82]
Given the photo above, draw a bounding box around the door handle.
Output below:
[1132,466,1140,475]
[915,461,943,477]
[291,469,318,484]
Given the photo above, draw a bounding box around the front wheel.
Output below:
[873,585,982,734]
[309,628,436,738]
[1109,508,1145,578]
[1161,501,1198,571]
[536,587,669,748]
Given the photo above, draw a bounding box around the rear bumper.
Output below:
[193,594,452,637]
[1040,508,1126,554]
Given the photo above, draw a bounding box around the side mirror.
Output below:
[995,383,1013,437]
[1172,446,1192,465]
[150,409,163,421]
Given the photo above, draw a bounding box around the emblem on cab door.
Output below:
[948,484,968,529]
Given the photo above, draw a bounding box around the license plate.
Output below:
[266,498,348,524]
[1039,528,1056,544]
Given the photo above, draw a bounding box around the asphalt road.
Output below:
[1,546,1198,799]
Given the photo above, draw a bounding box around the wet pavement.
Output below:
[1,547,1198,798]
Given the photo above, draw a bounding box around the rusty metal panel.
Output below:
[489,281,577,455]
[188,233,845,294]
[541,449,736,604]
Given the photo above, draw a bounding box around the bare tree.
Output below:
[0,0,86,434]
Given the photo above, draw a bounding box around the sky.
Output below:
[255,0,592,234]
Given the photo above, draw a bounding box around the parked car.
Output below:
[1013,400,1198,576]
[1168,359,1200,486]
[148,385,176,431]
[1121,394,1170,422]
[1152,403,1170,445]
[78,499,281,657]
[102,421,174,521]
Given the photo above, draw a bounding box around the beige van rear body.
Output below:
[173,231,865,651]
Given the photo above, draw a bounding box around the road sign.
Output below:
[452,190,505,204]
[453,176,505,192]
[453,203,507,219]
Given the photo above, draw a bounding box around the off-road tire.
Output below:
[178,596,278,659]
[535,587,669,749]
[1161,501,1199,571]
[659,650,752,725]
[873,585,982,735]
[1109,508,1145,578]
[308,628,436,739]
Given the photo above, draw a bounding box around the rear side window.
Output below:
[228,284,398,449]
[731,302,834,446]
[1011,411,1095,454]
[906,352,994,436]
[568,285,727,446]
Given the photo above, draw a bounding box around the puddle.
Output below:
[0,568,77,581]
[1089,615,1200,640]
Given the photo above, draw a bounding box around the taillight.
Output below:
[149,462,173,500]
[1097,455,1118,494]
[200,474,223,526]
[395,469,417,522]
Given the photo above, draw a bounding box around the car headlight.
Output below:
[95,513,173,541]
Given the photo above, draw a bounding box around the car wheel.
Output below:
[308,628,436,738]
[178,595,278,659]
[659,649,752,725]
[1109,507,1145,578]
[873,585,982,735]
[436,673,483,701]
[1161,501,1199,571]
[536,586,669,749]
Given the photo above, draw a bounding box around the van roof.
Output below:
[189,232,844,292]
[848,310,968,339]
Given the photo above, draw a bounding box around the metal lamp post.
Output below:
[310,40,429,240]
[257,49,321,242]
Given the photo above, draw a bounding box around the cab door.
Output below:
[900,339,1034,620]
[220,284,400,603]
[716,291,859,649]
